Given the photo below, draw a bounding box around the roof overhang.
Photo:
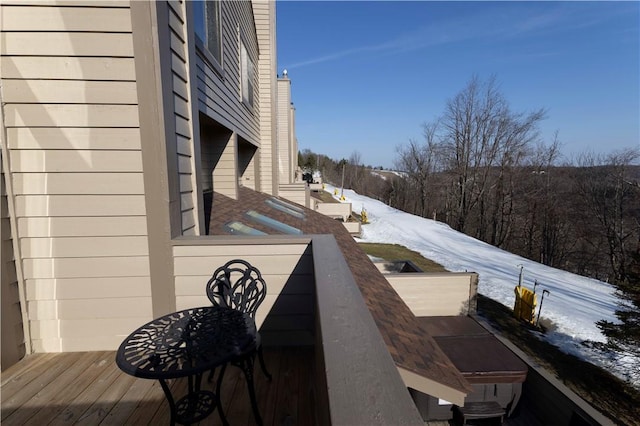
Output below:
[398,366,467,406]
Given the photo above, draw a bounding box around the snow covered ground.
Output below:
[322,184,636,384]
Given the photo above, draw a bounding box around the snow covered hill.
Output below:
[322,184,635,384]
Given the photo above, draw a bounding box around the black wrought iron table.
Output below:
[115,306,257,425]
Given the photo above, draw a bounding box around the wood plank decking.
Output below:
[1,346,315,425]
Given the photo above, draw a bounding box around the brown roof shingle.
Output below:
[208,187,471,395]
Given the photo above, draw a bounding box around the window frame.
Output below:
[193,0,223,72]
[239,38,255,108]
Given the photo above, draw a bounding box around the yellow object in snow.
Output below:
[361,208,368,224]
[334,189,338,195]
[514,286,537,324]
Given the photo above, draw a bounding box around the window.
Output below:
[265,198,306,219]
[240,41,254,107]
[194,0,222,65]
[223,221,266,236]
[244,210,302,235]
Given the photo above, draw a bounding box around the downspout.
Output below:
[0,88,33,355]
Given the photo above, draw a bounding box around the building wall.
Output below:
[187,0,262,203]
[0,1,153,352]
[277,77,292,184]
[1,165,26,369]
[168,0,201,236]
[252,0,278,195]
[173,239,315,346]
[386,273,479,317]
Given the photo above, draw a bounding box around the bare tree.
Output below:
[575,148,640,283]
[438,75,545,234]
[394,122,441,217]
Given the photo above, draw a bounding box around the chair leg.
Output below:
[257,346,272,381]
[238,356,263,426]
[215,363,230,426]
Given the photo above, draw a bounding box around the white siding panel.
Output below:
[31,317,147,339]
[28,297,152,320]
[1,57,136,81]
[175,274,312,296]
[1,1,129,6]
[18,216,148,237]
[179,175,193,192]
[174,94,190,118]
[6,127,141,150]
[176,135,192,156]
[167,0,184,21]
[5,104,139,127]
[10,151,143,173]
[1,2,152,353]
[171,52,188,81]
[12,173,144,195]
[172,74,189,100]
[177,155,192,173]
[173,243,309,257]
[1,6,132,32]
[26,276,151,300]
[23,257,151,279]
[175,115,191,138]
[176,295,210,311]
[181,211,196,229]
[1,33,134,56]
[180,192,194,210]
[174,254,312,276]
[3,80,138,104]
[21,236,149,258]
[15,195,147,217]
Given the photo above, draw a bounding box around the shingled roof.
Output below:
[208,186,471,397]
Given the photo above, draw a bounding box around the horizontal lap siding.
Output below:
[195,1,260,145]
[386,274,474,317]
[1,2,152,352]
[1,169,27,369]
[173,241,315,345]
[277,79,291,184]
[253,0,277,194]
[168,1,198,236]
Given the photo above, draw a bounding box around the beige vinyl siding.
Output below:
[1,168,26,370]
[0,1,153,352]
[386,273,478,317]
[168,1,199,236]
[211,132,239,199]
[173,240,315,345]
[195,1,260,146]
[277,78,292,184]
[252,0,278,195]
[278,183,309,208]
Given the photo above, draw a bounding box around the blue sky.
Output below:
[276,1,640,169]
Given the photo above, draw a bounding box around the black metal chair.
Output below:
[206,259,272,425]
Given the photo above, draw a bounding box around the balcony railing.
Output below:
[1,234,423,425]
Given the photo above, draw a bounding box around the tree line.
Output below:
[299,75,640,367]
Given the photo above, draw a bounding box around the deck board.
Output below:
[1,346,314,425]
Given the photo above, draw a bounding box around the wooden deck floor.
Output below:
[1,346,315,426]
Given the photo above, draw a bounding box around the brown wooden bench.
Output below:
[453,401,505,425]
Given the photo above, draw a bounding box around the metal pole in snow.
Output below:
[340,163,345,199]
[518,264,524,287]
[536,289,550,328]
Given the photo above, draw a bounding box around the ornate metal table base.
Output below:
[159,374,222,426]
[116,307,256,426]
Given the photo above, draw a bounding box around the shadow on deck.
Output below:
[1,346,314,425]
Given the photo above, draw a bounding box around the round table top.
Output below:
[116,306,257,379]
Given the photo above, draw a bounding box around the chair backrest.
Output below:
[206,259,267,319]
